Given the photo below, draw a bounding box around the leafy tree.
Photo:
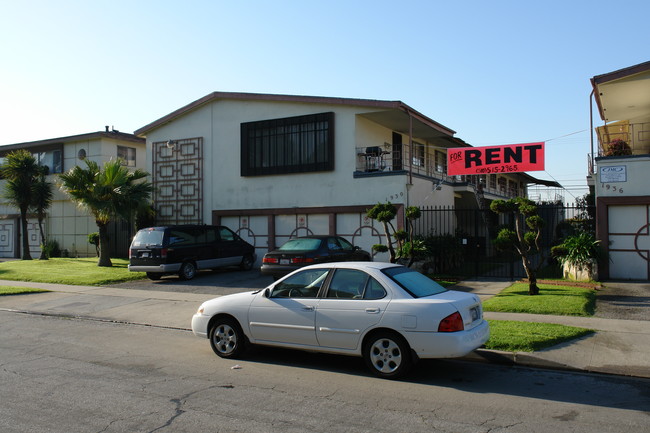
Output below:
[490,197,546,295]
[59,159,153,267]
[366,202,426,266]
[367,202,398,262]
[1,150,41,260]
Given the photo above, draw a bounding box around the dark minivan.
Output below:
[128,225,256,280]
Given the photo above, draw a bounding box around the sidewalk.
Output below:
[0,278,648,379]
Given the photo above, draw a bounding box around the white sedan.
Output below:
[191,262,489,379]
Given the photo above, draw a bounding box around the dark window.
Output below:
[241,112,334,176]
[412,142,425,167]
[489,174,497,189]
[392,132,402,171]
[435,150,446,173]
[117,146,136,167]
[35,149,62,173]
[270,268,329,298]
[218,227,235,242]
[364,277,387,300]
[326,269,368,299]
[382,267,447,298]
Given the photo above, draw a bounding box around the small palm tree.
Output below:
[59,159,153,267]
[32,167,54,260]
[1,150,41,260]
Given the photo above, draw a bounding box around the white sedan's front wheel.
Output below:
[209,318,246,359]
[363,332,412,379]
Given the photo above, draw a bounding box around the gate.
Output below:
[107,218,134,259]
[413,204,593,279]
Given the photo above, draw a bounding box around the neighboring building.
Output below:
[590,60,650,280]
[135,92,557,264]
[0,128,146,258]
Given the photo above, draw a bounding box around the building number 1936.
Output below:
[602,184,624,193]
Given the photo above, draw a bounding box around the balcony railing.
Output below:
[597,121,650,156]
[355,144,526,200]
[356,143,453,178]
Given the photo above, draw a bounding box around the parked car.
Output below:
[128,225,256,280]
[191,262,489,379]
[260,235,371,279]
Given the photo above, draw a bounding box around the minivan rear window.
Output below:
[132,228,165,247]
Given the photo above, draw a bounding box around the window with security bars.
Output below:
[241,112,334,176]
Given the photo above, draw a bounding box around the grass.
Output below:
[0,286,49,296]
[482,282,596,316]
[484,320,593,352]
[0,258,146,286]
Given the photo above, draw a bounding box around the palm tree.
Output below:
[32,166,54,260]
[1,150,40,260]
[59,159,153,267]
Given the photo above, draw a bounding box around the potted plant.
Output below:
[604,139,632,156]
[551,232,602,281]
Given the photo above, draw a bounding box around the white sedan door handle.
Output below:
[302,306,315,311]
[365,308,380,314]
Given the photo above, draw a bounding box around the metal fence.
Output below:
[412,204,594,279]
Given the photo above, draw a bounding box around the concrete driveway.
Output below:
[109,268,274,296]
[596,280,650,321]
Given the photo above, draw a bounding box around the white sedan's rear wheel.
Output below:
[363,331,412,379]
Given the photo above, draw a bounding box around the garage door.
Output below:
[607,204,649,280]
[0,220,15,258]
[218,209,389,267]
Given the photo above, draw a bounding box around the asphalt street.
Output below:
[1,311,648,433]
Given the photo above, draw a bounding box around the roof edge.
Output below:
[590,61,650,121]
[134,91,455,137]
[1,130,144,150]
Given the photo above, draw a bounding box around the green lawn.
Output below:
[484,320,593,352]
[482,282,596,316]
[0,258,146,286]
[0,286,49,295]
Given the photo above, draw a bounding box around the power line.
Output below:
[544,129,589,143]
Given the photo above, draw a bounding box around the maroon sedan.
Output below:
[261,236,372,279]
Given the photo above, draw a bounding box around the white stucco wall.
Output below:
[595,156,650,197]
[0,136,146,258]
[142,99,453,221]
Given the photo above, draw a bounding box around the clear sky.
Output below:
[2,0,648,202]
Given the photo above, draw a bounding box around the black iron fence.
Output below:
[412,204,594,279]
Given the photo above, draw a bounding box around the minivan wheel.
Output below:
[146,272,163,280]
[240,254,254,271]
[179,262,197,280]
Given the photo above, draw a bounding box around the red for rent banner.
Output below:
[446,142,545,176]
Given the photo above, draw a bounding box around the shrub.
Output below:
[88,232,100,257]
[41,239,61,258]
[551,232,602,275]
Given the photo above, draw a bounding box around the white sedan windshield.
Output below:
[383,267,447,298]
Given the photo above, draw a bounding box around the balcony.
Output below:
[596,121,650,157]
[355,143,453,180]
[354,144,527,200]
